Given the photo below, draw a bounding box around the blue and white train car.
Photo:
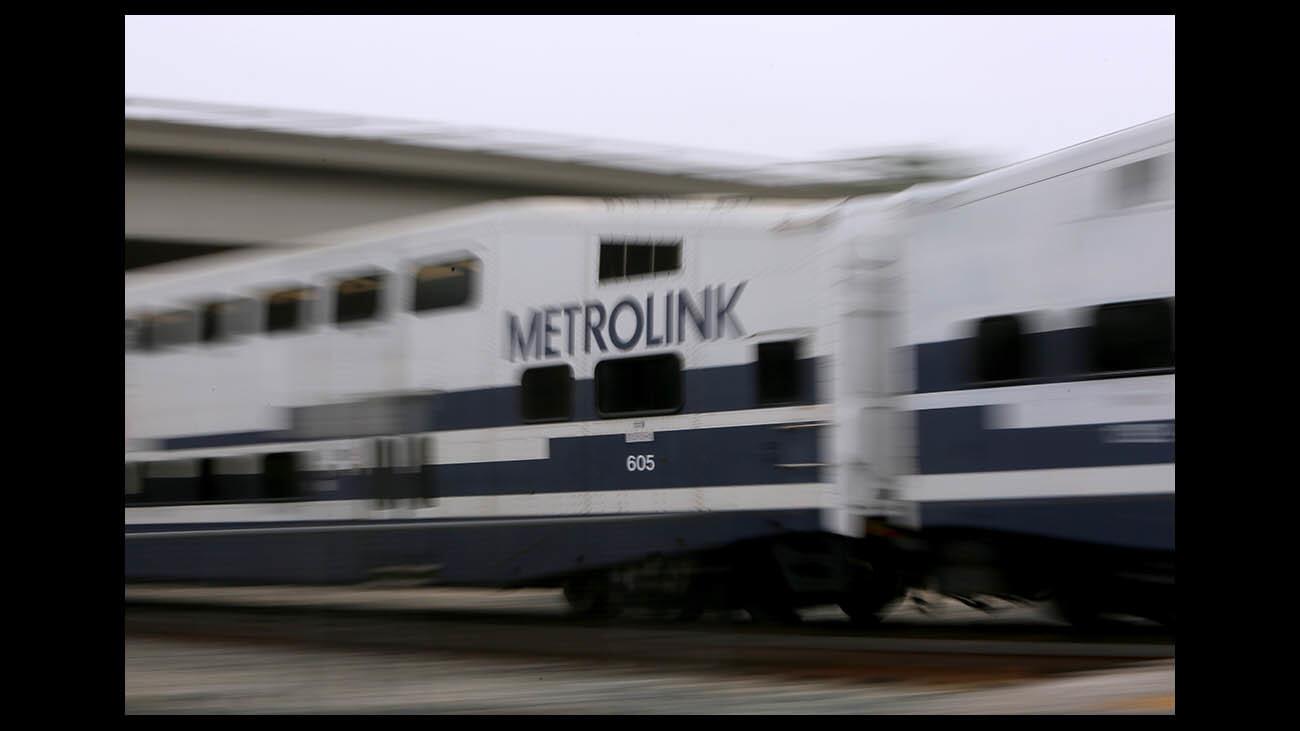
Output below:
[124,197,891,619]
[878,115,1175,625]
[124,115,1175,626]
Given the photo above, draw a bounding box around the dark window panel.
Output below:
[599,242,625,281]
[420,436,438,503]
[140,460,199,504]
[653,242,681,274]
[263,453,300,500]
[125,464,142,500]
[413,258,477,313]
[624,244,653,277]
[198,458,219,501]
[758,340,801,405]
[599,239,682,282]
[521,365,574,422]
[1090,298,1174,374]
[201,303,221,343]
[974,315,1027,383]
[266,287,314,333]
[335,274,385,325]
[595,353,683,417]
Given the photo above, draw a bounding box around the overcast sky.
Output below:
[125,15,1174,168]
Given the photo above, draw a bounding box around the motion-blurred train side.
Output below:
[878,116,1174,628]
[125,116,1173,626]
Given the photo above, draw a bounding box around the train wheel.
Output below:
[731,552,800,625]
[840,560,905,627]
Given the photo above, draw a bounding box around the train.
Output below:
[125,115,1174,628]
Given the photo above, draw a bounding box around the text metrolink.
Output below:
[506,282,747,362]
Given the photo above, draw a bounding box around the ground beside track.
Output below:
[125,584,1174,713]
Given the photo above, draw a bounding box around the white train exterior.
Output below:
[125,116,1173,624]
[883,116,1174,625]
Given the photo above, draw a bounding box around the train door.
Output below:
[831,222,904,524]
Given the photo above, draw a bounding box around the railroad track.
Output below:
[125,587,1173,686]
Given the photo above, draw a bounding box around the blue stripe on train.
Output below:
[155,357,820,450]
[916,408,1173,474]
[918,493,1174,552]
[438,425,819,496]
[128,422,823,506]
[131,407,1174,508]
[124,508,825,585]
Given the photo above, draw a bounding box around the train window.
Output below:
[372,439,399,508]
[125,463,142,498]
[387,439,406,474]
[521,365,574,422]
[202,298,258,343]
[653,242,680,273]
[125,319,140,352]
[412,257,478,313]
[420,436,437,505]
[757,340,801,406]
[266,287,315,334]
[1112,154,1172,209]
[201,304,220,342]
[598,239,682,282]
[150,309,198,348]
[227,298,258,338]
[334,273,386,325]
[197,458,219,501]
[263,453,301,500]
[599,242,625,280]
[625,243,653,277]
[973,315,1028,383]
[141,460,199,504]
[595,353,683,417]
[214,456,262,501]
[1088,298,1174,375]
[411,436,427,476]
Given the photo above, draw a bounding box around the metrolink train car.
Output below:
[878,115,1175,627]
[125,116,1174,626]
[125,196,875,621]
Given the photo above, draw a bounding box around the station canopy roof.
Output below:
[126,97,987,196]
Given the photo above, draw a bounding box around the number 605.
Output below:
[626,454,656,471]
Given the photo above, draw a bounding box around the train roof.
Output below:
[912,115,1172,209]
[836,115,1174,219]
[124,196,839,297]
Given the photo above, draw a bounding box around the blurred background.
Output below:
[124,15,1173,273]
[124,15,1175,715]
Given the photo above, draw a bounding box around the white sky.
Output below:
[125,15,1174,168]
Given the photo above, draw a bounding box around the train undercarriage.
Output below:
[551,529,1174,631]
